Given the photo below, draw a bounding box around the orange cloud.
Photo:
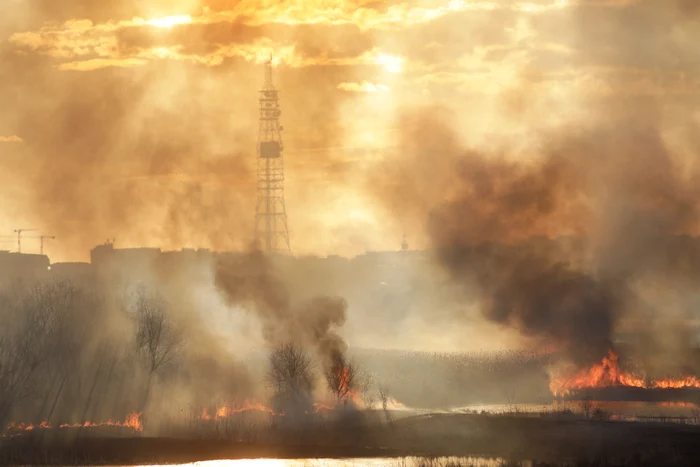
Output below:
[10,13,408,72]
[0,135,23,143]
[2,0,695,263]
[58,58,148,71]
[146,14,193,29]
[7,0,615,72]
[338,81,390,92]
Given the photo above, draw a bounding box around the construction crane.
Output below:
[26,235,56,255]
[40,235,55,255]
[13,229,37,254]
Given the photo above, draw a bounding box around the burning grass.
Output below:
[200,401,278,419]
[550,350,700,397]
[2,412,143,438]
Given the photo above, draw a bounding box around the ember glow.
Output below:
[550,351,700,397]
[4,412,143,435]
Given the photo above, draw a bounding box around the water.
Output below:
[138,458,514,467]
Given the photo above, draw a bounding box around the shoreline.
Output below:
[3,412,700,466]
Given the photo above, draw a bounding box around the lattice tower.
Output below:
[255,58,291,253]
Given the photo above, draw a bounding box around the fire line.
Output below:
[550,350,700,397]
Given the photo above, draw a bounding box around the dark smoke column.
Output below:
[255,56,291,254]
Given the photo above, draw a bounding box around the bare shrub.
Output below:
[267,343,314,417]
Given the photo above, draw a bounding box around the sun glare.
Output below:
[375,53,404,73]
[146,14,193,29]
[348,209,372,222]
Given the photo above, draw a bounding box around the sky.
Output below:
[1,0,699,262]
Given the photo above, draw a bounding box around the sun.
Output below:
[375,53,404,73]
[146,14,193,29]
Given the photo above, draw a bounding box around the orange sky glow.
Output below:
[1,0,698,262]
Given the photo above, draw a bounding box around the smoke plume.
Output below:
[214,250,348,360]
[371,106,700,369]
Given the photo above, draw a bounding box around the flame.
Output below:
[4,413,143,435]
[313,402,335,412]
[122,412,144,431]
[213,401,276,417]
[652,376,700,389]
[550,350,700,396]
[198,401,277,420]
[336,367,360,405]
[338,367,351,397]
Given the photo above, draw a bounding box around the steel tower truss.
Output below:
[255,59,291,253]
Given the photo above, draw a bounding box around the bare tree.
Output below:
[35,290,76,423]
[0,334,47,425]
[133,287,184,412]
[378,384,390,412]
[378,384,392,425]
[324,350,357,406]
[0,279,189,431]
[0,282,67,425]
[2,280,116,425]
[358,371,375,409]
[134,288,184,376]
[267,343,314,416]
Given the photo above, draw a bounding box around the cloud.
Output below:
[338,81,389,92]
[146,14,193,29]
[6,0,626,73]
[3,0,700,263]
[58,57,148,71]
[0,135,23,143]
[8,15,402,71]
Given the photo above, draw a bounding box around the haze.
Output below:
[3,0,700,357]
[0,0,693,259]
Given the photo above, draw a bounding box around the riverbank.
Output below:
[2,411,700,466]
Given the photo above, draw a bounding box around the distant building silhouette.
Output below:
[0,250,50,285]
